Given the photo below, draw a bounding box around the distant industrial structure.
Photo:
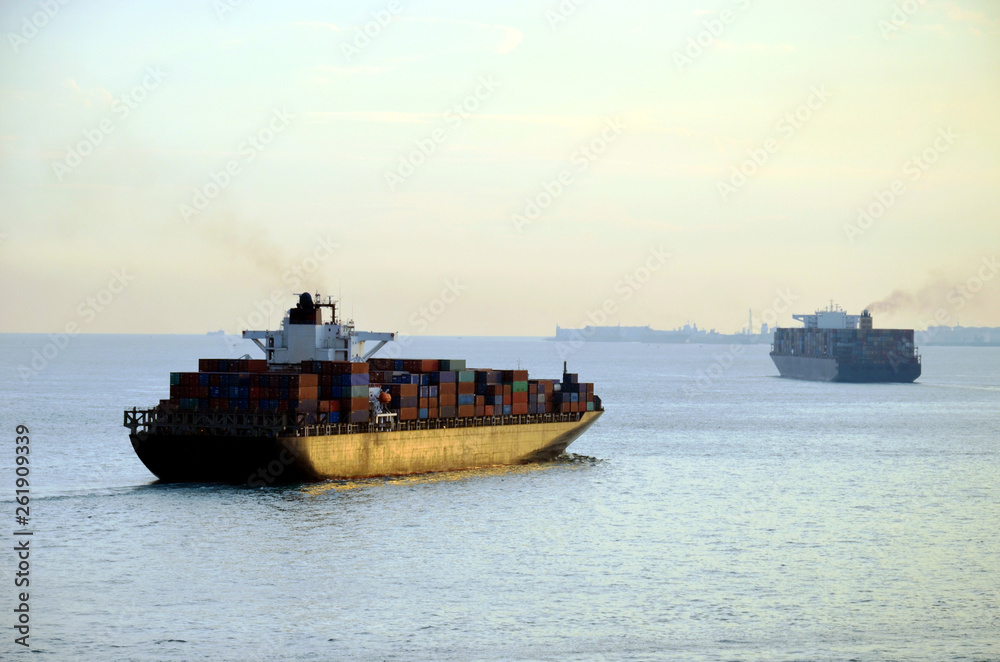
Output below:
[553,319,773,345]
[920,325,1000,346]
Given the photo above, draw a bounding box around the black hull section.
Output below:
[130,433,306,484]
[770,354,920,383]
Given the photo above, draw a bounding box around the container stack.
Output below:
[552,372,596,413]
[368,362,596,419]
[167,357,598,424]
[170,370,319,413]
[773,328,918,365]
[299,360,371,424]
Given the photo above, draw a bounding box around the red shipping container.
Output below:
[440,393,457,407]
[398,407,418,421]
[428,407,439,419]
[457,382,475,395]
[512,392,528,404]
[457,405,474,418]
[511,402,528,415]
[485,405,494,416]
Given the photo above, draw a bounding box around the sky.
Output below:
[1,0,998,336]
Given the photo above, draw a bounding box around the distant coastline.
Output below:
[551,324,773,345]
[551,323,1000,347]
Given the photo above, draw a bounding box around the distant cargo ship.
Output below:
[770,304,920,382]
[124,294,603,484]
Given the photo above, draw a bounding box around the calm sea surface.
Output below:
[0,334,998,661]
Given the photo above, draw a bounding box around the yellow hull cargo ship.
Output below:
[124,294,603,484]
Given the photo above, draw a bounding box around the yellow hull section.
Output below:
[281,411,603,480]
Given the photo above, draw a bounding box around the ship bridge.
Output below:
[243,293,396,365]
[793,302,863,329]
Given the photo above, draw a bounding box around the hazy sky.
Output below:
[1,0,998,335]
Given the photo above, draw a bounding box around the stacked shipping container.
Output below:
[166,358,598,424]
[772,328,918,365]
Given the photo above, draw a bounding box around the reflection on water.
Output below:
[302,454,604,496]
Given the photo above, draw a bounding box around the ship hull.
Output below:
[770,354,920,383]
[131,411,603,484]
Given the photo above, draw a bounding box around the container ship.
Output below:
[124,294,603,484]
[770,304,920,382]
